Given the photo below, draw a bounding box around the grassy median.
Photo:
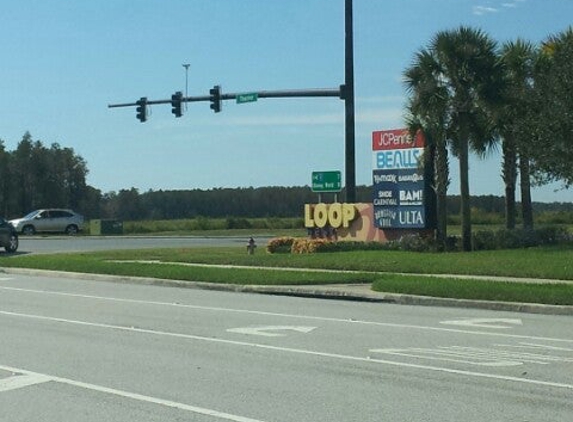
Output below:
[1,244,572,305]
[371,274,573,305]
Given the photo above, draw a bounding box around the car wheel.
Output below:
[65,225,79,235]
[5,235,18,253]
[22,225,35,236]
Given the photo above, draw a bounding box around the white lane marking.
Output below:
[0,277,13,281]
[0,373,51,392]
[1,310,572,391]
[369,348,523,367]
[1,285,572,344]
[227,326,316,337]
[369,345,573,367]
[441,318,523,329]
[496,342,573,353]
[0,365,266,422]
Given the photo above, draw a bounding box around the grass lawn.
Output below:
[372,274,573,305]
[1,244,572,305]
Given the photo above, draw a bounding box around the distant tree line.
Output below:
[1,133,571,223]
[100,189,569,222]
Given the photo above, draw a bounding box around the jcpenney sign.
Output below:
[372,129,425,150]
[372,129,425,170]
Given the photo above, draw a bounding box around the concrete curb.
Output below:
[2,267,572,316]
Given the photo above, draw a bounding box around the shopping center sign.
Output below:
[371,129,428,229]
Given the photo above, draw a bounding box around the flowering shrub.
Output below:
[291,238,332,254]
[265,237,296,254]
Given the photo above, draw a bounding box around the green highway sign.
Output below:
[236,93,258,104]
[312,171,342,193]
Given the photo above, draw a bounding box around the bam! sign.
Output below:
[371,129,429,229]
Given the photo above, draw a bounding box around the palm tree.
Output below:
[498,40,536,230]
[405,27,502,251]
[404,50,451,251]
[529,28,573,188]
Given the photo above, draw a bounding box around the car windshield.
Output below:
[23,210,41,219]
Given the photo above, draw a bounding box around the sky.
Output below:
[1,0,572,203]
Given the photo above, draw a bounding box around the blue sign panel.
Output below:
[372,168,426,229]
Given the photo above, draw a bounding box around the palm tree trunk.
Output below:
[459,136,472,251]
[519,153,534,229]
[455,110,472,251]
[435,138,449,251]
[502,138,517,229]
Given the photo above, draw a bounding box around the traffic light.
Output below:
[135,97,148,122]
[209,85,222,113]
[171,91,183,117]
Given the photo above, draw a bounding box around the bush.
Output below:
[291,238,329,254]
[385,234,437,252]
[266,237,296,254]
[225,217,252,230]
[271,235,437,254]
[472,227,570,250]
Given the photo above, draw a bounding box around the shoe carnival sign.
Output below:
[372,129,429,229]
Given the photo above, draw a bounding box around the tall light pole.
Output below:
[344,0,356,203]
[182,64,190,109]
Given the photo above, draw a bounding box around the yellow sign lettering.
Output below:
[304,203,357,229]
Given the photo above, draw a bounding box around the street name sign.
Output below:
[236,93,258,104]
[312,171,342,193]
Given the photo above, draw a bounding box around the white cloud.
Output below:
[355,95,404,105]
[473,5,499,16]
[209,99,405,127]
[220,107,404,127]
[474,0,526,15]
[224,112,343,127]
[502,0,526,9]
[356,108,403,125]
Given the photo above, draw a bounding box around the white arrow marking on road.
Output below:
[227,326,316,337]
[0,373,51,392]
[440,318,523,329]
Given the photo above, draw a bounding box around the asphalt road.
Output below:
[13,235,268,255]
[1,273,571,422]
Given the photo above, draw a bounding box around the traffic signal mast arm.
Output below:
[108,86,344,110]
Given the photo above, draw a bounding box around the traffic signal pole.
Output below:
[344,0,356,203]
[108,0,356,202]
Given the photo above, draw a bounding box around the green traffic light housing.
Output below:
[171,91,183,117]
[135,97,148,122]
[209,85,222,113]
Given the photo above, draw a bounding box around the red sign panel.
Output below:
[372,129,425,151]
